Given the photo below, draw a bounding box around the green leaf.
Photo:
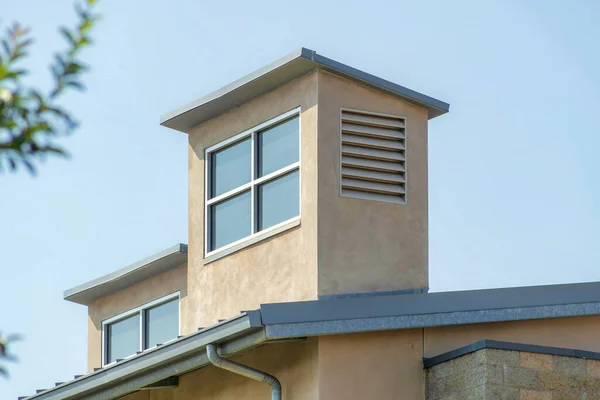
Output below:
[41,145,67,156]
[59,27,76,46]
[64,80,85,91]
[19,38,33,49]
[79,19,93,34]
[1,40,10,56]
[65,62,86,75]
[19,155,36,175]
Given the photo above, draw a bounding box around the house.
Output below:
[22,48,600,400]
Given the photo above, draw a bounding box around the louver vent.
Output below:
[340,109,406,204]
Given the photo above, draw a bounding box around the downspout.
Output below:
[206,343,282,400]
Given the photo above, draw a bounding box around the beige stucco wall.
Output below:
[121,338,318,400]
[424,315,600,358]
[316,71,429,296]
[186,71,319,331]
[87,263,187,372]
[318,330,425,400]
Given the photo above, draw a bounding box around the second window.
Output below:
[205,108,301,254]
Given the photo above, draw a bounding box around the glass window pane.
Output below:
[258,170,299,231]
[257,116,299,177]
[210,138,251,198]
[210,191,251,251]
[144,299,179,349]
[107,314,139,364]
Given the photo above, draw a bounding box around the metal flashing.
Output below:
[260,281,600,326]
[423,339,600,369]
[264,302,600,339]
[317,287,428,300]
[24,313,264,400]
[160,47,449,132]
[63,244,188,305]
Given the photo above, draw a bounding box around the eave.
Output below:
[160,48,450,133]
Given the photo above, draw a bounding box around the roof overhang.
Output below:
[64,244,188,305]
[160,48,450,133]
[26,280,600,400]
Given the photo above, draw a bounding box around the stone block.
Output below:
[503,366,539,390]
[428,360,455,381]
[537,371,578,392]
[519,389,551,400]
[485,349,520,368]
[588,360,600,378]
[485,384,519,400]
[455,352,486,374]
[520,353,552,371]
[550,392,582,400]
[553,356,587,376]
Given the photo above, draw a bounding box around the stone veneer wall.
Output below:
[426,348,600,399]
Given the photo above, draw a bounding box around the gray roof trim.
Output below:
[160,47,449,132]
[260,281,600,326]
[24,312,265,400]
[264,302,600,339]
[423,339,600,368]
[63,244,188,305]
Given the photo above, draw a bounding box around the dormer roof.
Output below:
[160,48,449,133]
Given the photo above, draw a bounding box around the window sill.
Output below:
[203,217,301,265]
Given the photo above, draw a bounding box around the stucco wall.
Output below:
[186,71,319,331]
[424,315,600,358]
[87,263,187,372]
[121,338,318,400]
[317,330,424,400]
[426,347,600,399]
[316,71,429,297]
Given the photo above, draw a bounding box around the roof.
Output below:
[160,48,450,133]
[25,280,600,399]
[63,244,188,305]
[423,339,600,368]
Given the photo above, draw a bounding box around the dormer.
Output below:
[64,244,188,372]
[161,48,448,330]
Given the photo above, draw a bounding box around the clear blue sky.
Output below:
[2,0,600,398]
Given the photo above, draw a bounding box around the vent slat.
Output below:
[341,112,405,129]
[342,122,404,140]
[342,178,405,195]
[342,167,405,184]
[341,156,405,173]
[342,133,405,150]
[342,144,405,162]
[341,189,406,204]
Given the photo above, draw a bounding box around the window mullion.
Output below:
[139,310,144,351]
[251,131,256,234]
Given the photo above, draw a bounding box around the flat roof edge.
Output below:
[64,243,188,305]
[264,301,600,339]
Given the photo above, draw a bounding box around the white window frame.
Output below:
[101,292,180,367]
[204,107,302,263]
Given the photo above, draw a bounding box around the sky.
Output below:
[1,0,600,398]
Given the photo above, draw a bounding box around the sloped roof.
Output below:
[63,244,188,305]
[160,48,450,133]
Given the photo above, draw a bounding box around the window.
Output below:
[205,108,301,256]
[102,293,179,365]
